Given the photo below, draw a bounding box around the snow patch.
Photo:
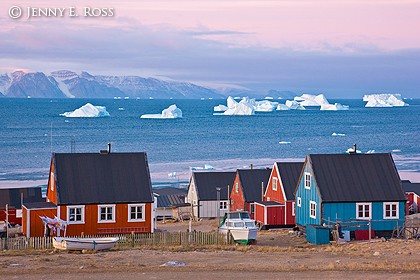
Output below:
[363,94,409,107]
[60,103,110,118]
[140,104,183,119]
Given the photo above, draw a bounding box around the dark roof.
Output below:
[0,187,43,208]
[308,153,406,202]
[402,180,420,194]
[23,201,56,209]
[192,171,236,201]
[52,152,153,205]
[237,169,272,202]
[255,201,283,206]
[276,162,304,200]
[153,188,187,208]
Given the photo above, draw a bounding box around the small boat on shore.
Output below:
[219,211,258,244]
[53,237,119,251]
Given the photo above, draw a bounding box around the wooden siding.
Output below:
[324,201,406,231]
[199,200,229,218]
[46,159,57,204]
[285,201,296,225]
[407,192,420,214]
[0,208,20,225]
[254,203,265,224]
[58,203,153,236]
[265,165,285,202]
[230,175,246,212]
[186,177,199,218]
[295,160,321,227]
[23,206,57,237]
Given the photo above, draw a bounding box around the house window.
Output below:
[297,197,301,207]
[220,201,227,210]
[292,202,295,216]
[128,204,145,222]
[305,173,311,189]
[356,203,372,220]
[272,177,278,191]
[67,206,85,224]
[235,182,239,193]
[98,204,116,223]
[310,201,316,219]
[383,202,399,219]
[250,203,255,214]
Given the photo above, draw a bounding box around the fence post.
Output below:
[368,219,372,241]
[131,232,135,248]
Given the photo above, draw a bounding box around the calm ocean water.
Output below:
[0,98,419,184]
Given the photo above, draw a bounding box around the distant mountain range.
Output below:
[0,70,296,99]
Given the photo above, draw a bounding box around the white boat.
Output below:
[219,211,258,244]
[53,237,119,251]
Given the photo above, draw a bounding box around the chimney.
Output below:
[349,143,357,155]
[100,143,111,154]
[250,164,253,170]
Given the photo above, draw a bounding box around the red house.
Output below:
[0,187,43,225]
[22,150,155,237]
[254,162,303,228]
[402,180,420,214]
[230,168,271,219]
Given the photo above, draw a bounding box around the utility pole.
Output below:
[216,187,221,227]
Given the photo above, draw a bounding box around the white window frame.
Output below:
[272,177,278,191]
[297,197,301,207]
[128,203,145,222]
[220,201,227,210]
[383,202,399,219]
[309,201,316,219]
[304,173,311,189]
[235,182,239,193]
[16,209,22,218]
[356,203,372,220]
[292,202,295,216]
[67,205,85,224]
[98,204,116,223]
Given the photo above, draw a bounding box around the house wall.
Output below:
[265,165,286,203]
[254,203,265,224]
[324,201,406,231]
[199,200,229,218]
[155,208,173,219]
[0,208,20,225]
[267,206,284,225]
[186,178,199,219]
[230,175,246,212]
[22,206,57,237]
[407,192,420,214]
[285,201,296,225]
[295,162,321,227]
[46,160,57,204]
[58,203,153,236]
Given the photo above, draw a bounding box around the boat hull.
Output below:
[53,237,119,251]
[219,227,258,245]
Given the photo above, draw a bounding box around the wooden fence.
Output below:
[0,231,233,250]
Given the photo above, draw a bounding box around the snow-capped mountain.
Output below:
[0,70,224,99]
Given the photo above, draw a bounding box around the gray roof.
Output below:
[255,201,283,206]
[0,187,43,208]
[153,188,187,208]
[192,171,236,201]
[402,180,420,194]
[52,152,153,205]
[237,169,272,202]
[276,162,304,200]
[308,153,406,202]
[23,201,56,209]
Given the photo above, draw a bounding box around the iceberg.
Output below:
[253,100,279,112]
[363,94,409,107]
[279,141,291,144]
[331,133,346,137]
[285,100,306,110]
[213,104,228,112]
[276,104,290,111]
[223,101,254,115]
[294,94,330,106]
[60,103,110,118]
[320,103,350,111]
[140,104,183,119]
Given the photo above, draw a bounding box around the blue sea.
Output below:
[0,98,419,185]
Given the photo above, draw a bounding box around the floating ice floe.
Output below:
[363,94,409,107]
[279,141,291,144]
[118,107,125,111]
[213,104,229,112]
[366,150,376,154]
[320,103,349,111]
[253,100,279,112]
[140,104,183,119]
[264,96,274,100]
[60,103,110,118]
[331,133,346,137]
[276,104,290,111]
[294,94,330,106]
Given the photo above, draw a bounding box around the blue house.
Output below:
[295,153,406,237]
